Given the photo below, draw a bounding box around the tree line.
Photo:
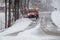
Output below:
[5,0,29,28]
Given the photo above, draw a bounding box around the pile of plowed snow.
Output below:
[0,18,32,36]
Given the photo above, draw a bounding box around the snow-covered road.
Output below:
[0,22,60,40]
[0,12,60,40]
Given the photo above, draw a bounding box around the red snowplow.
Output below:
[26,7,39,19]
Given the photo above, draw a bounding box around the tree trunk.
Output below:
[5,0,8,28]
[8,0,12,27]
[16,0,19,19]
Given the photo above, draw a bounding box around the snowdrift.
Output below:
[51,11,60,28]
[0,18,32,36]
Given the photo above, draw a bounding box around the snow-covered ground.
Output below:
[51,0,60,33]
[51,11,60,33]
[0,23,60,40]
[0,12,5,31]
[51,11,60,28]
[0,0,60,40]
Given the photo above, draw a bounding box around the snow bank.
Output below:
[51,11,60,28]
[0,18,32,36]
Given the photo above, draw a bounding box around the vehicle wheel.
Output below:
[36,15,39,19]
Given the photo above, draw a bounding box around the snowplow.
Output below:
[25,7,39,19]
